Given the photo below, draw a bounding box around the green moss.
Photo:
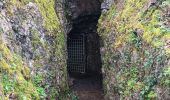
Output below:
[98,0,170,99]
[35,0,60,33]
[0,43,40,99]
[3,0,68,99]
[11,0,33,6]
[99,0,170,54]
[11,0,61,34]
[31,29,43,48]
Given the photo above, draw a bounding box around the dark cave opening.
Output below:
[67,14,102,75]
[66,0,102,75]
[66,0,103,98]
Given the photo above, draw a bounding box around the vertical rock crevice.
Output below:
[65,0,102,74]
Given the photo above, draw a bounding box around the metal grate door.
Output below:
[67,34,86,73]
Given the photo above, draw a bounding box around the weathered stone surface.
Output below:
[98,0,170,99]
[101,0,114,12]
[0,1,67,99]
[68,0,101,20]
[0,0,7,10]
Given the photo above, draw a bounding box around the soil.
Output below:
[70,74,104,100]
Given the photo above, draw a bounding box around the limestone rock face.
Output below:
[98,0,170,99]
[0,0,7,10]
[1,2,42,76]
[0,1,67,99]
[101,0,114,12]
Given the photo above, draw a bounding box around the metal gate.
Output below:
[67,34,86,73]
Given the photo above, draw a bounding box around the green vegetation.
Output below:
[10,0,61,33]
[99,0,170,54]
[11,0,33,6]
[0,0,68,99]
[3,0,170,99]
[0,43,40,99]
[35,0,61,33]
[98,0,170,99]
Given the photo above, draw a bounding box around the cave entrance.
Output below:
[66,0,103,99]
[67,31,102,75]
[67,28,102,75]
[67,30,103,99]
[66,0,102,76]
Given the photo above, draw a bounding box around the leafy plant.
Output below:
[37,87,47,99]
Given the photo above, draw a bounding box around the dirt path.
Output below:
[70,75,104,100]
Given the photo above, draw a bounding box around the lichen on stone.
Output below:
[35,0,61,33]
[98,0,170,99]
[0,43,40,99]
[0,0,68,99]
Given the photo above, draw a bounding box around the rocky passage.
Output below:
[1,0,169,100]
[65,0,105,99]
[70,75,104,100]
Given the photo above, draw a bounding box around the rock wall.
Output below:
[0,0,67,99]
[1,0,169,100]
[64,0,101,34]
[98,0,170,99]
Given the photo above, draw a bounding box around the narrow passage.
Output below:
[66,0,103,99]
